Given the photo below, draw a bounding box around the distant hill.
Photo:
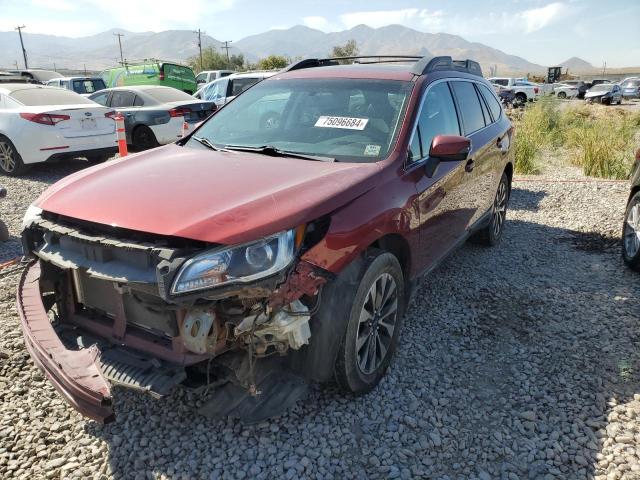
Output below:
[235,24,546,75]
[0,29,237,70]
[558,57,595,73]
[0,25,633,75]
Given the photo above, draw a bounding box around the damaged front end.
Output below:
[18,211,329,423]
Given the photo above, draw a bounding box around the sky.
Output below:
[0,0,638,67]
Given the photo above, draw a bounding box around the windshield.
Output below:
[590,84,614,92]
[622,80,640,88]
[10,87,94,105]
[188,78,413,162]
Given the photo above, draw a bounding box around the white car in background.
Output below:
[552,83,579,99]
[0,84,117,175]
[194,71,277,106]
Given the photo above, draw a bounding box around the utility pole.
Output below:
[114,32,125,65]
[15,25,28,69]
[222,40,232,67]
[193,29,205,71]
[601,61,607,76]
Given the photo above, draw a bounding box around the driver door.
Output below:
[405,81,476,273]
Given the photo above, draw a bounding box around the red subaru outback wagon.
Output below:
[18,56,513,423]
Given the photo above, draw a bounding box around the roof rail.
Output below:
[283,55,483,77]
[411,56,483,77]
[283,55,423,72]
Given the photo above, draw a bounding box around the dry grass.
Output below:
[510,99,640,179]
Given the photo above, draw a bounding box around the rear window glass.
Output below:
[230,77,261,96]
[72,79,106,94]
[10,87,94,105]
[143,87,195,103]
[478,84,502,121]
[163,64,196,81]
[451,81,486,134]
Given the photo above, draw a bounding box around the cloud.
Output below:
[31,0,75,11]
[315,3,568,37]
[340,8,443,30]
[517,2,567,33]
[85,0,235,31]
[303,16,331,31]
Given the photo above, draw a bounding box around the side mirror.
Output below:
[429,135,471,161]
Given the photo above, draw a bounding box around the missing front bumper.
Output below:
[17,261,115,423]
[17,261,187,423]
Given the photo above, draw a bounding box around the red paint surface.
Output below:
[36,144,380,246]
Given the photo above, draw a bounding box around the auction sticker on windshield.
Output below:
[315,116,369,130]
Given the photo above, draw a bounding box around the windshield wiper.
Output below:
[225,144,335,162]
[191,136,229,152]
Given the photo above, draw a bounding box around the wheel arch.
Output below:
[367,233,411,283]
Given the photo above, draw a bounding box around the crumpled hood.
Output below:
[36,144,380,245]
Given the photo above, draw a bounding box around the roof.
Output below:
[276,64,417,81]
[276,56,483,81]
[50,77,103,81]
[98,85,175,91]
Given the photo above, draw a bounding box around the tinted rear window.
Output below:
[10,87,94,106]
[451,81,486,134]
[72,79,106,94]
[143,87,195,103]
[478,84,502,121]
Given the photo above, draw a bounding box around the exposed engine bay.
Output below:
[20,211,330,422]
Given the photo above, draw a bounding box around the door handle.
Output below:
[465,159,475,172]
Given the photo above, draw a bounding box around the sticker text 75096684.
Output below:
[314,116,369,130]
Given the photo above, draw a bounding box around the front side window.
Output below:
[203,79,227,101]
[451,81,486,134]
[195,73,207,83]
[416,82,460,158]
[492,79,508,86]
[189,78,413,162]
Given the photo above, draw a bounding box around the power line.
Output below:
[194,28,205,71]
[15,25,27,69]
[221,40,232,67]
[114,33,125,65]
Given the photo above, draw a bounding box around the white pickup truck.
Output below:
[488,77,540,104]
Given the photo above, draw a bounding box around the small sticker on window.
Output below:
[315,116,368,130]
[364,145,381,156]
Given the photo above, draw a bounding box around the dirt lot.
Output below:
[0,159,639,480]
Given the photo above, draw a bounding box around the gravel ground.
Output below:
[0,160,639,480]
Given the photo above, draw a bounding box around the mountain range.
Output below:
[0,24,604,75]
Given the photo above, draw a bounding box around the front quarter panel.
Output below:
[301,160,419,277]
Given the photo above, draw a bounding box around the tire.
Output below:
[471,172,510,246]
[515,93,527,106]
[622,191,640,271]
[334,250,405,394]
[132,125,159,150]
[86,154,110,164]
[557,91,567,99]
[0,136,28,176]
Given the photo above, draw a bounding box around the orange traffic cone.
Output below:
[113,112,128,157]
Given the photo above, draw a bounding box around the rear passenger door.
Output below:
[450,80,503,226]
[109,90,138,135]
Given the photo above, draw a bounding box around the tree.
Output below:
[188,47,245,72]
[331,40,358,59]
[256,55,290,70]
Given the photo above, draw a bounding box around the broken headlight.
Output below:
[171,229,295,294]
